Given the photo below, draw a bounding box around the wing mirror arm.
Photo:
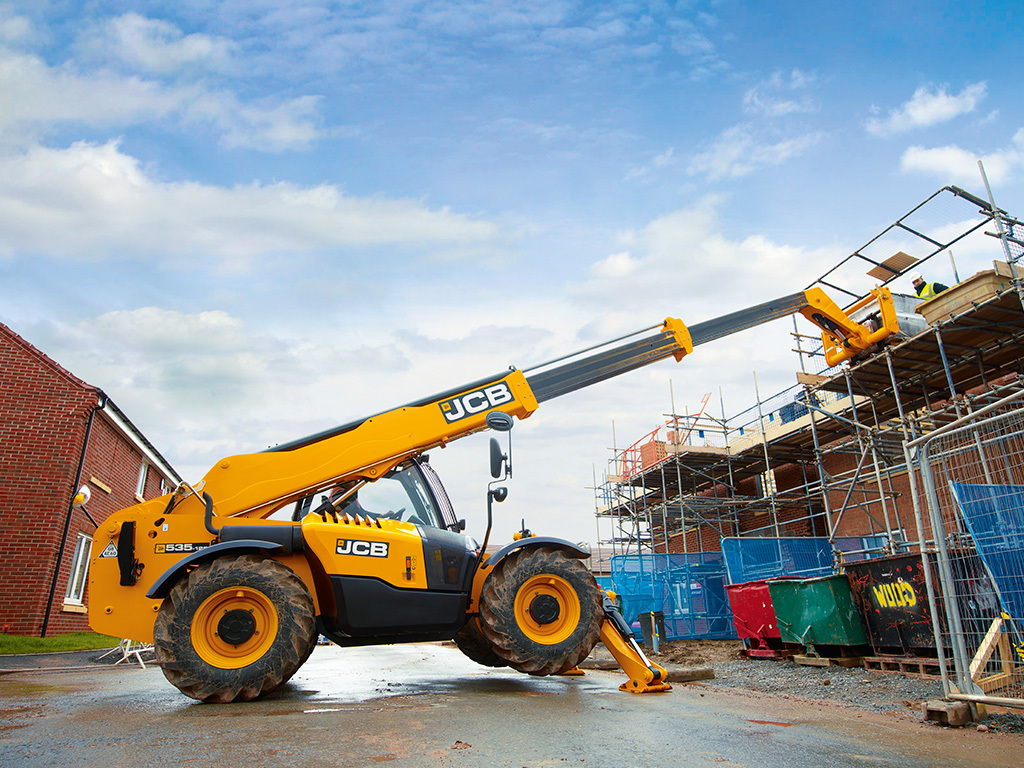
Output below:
[479,411,514,565]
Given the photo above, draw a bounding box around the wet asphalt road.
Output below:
[1,643,1020,768]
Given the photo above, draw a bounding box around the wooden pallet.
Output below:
[795,654,863,668]
[863,655,943,678]
[743,645,799,660]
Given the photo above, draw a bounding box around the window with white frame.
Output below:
[64,533,92,604]
[135,461,148,497]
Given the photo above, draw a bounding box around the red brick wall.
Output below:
[0,323,174,636]
[821,451,920,541]
[0,324,97,635]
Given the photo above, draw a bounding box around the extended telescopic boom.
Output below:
[168,286,896,521]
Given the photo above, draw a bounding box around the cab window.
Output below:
[290,462,443,529]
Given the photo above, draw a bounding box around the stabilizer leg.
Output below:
[600,593,671,694]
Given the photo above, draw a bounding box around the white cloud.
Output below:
[0,48,183,132]
[867,82,987,136]
[0,140,503,264]
[591,251,638,278]
[81,13,235,74]
[900,129,1024,185]
[625,147,675,182]
[743,70,818,117]
[688,125,822,180]
[668,18,718,63]
[0,47,329,152]
[574,198,837,325]
[184,91,328,152]
[0,7,32,44]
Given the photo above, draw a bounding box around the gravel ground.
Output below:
[645,640,1024,734]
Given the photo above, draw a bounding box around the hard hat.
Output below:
[909,272,924,283]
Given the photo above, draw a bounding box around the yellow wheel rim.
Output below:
[514,575,580,645]
[191,586,278,669]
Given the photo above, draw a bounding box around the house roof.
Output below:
[0,320,181,484]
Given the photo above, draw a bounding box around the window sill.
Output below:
[61,602,87,614]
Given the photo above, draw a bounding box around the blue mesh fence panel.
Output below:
[950,482,1024,625]
[720,537,834,584]
[609,553,736,640]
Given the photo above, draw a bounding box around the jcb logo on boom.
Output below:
[336,539,389,558]
[439,383,513,423]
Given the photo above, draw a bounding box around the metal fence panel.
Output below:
[913,394,1024,709]
[720,537,833,584]
[610,553,736,640]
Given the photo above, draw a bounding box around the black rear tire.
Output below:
[453,617,508,668]
[478,546,603,676]
[153,554,317,703]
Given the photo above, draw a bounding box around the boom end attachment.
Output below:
[801,287,900,368]
[663,317,694,363]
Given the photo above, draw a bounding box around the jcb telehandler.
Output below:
[88,287,897,702]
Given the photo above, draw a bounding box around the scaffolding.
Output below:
[595,184,1024,557]
[594,185,1024,666]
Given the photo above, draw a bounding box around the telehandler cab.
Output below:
[88,286,898,702]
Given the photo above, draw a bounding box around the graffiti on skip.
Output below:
[871,580,917,609]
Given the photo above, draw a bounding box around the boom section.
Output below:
[523,286,897,403]
[525,318,693,403]
[177,368,540,520]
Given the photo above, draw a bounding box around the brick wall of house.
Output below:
[0,324,98,635]
[820,450,921,543]
[1,322,174,636]
[42,411,170,635]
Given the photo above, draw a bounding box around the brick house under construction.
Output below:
[0,321,180,637]
[596,186,1024,568]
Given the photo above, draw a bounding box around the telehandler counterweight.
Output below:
[88,286,897,702]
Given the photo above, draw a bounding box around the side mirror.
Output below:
[73,486,91,507]
[489,437,507,479]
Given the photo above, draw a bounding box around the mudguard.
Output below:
[485,536,590,566]
[145,539,285,599]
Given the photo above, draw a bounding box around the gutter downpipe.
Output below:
[41,391,106,637]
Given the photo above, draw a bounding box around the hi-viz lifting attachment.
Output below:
[88,284,897,703]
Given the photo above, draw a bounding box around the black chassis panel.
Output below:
[323,574,469,639]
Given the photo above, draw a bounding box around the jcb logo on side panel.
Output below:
[439,383,513,423]
[336,539,389,558]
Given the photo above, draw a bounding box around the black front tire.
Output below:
[478,546,603,676]
[153,554,317,703]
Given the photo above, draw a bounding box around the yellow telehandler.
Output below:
[88,287,897,702]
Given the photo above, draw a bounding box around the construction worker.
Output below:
[910,272,948,299]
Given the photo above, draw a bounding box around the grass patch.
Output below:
[0,632,121,655]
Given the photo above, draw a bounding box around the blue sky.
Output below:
[2,1,1023,544]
